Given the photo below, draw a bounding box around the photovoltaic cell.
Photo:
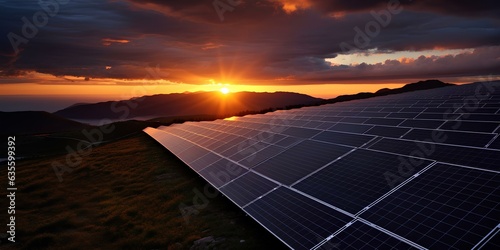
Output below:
[361,163,500,249]
[177,144,209,163]
[219,172,279,207]
[238,145,285,168]
[254,140,352,185]
[190,152,222,171]
[244,187,353,250]
[399,119,444,129]
[281,127,322,139]
[364,118,404,126]
[402,128,495,147]
[401,107,425,112]
[318,221,418,250]
[466,108,498,113]
[293,149,432,214]
[198,159,247,187]
[274,136,303,148]
[380,107,402,112]
[439,120,499,133]
[462,114,500,122]
[322,116,344,122]
[340,117,369,124]
[387,112,419,118]
[368,138,500,171]
[328,122,373,133]
[364,125,410,138]
[254,132,288,144]
[415,113,446,120]
[312,131,374,147]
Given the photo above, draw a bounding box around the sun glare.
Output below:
[220,87,230,94]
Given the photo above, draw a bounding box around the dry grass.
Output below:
[0,133,286,249]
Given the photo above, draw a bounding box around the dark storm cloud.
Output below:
[308,0,500,17]
[128,0,500,19]
[0,0,499,84]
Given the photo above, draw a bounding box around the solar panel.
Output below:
[369,138,500,171]
[364,125,410,138]
[360,163,500,249]
[144,81,500,249]
[293,149,433,214]
[219,171,279,207]
[328,122,373,133]
[399,119,444,129]
[198,158,247,187]
[439,120,499,133]
[253,140,352,185]
[312,131,375,147]
[318,221,418,249]
[401,128,495,147]
[244,187,353,250]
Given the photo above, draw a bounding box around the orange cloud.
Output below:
[329,11,346,19]
[398,57,416,64]
[101,38,130,46]
[202,42,224,50]
[275,0,312,13]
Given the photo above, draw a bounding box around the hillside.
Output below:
[0,111,90,135]
[54,92,323,120]
[0,134,287,249]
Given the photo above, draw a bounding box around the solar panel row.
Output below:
[144,81,500,249]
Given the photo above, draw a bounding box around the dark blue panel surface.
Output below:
[364,126,410,138]
[294,149,432,214]
[244,187,353,250]
[369,138,500,171]
[319,222,418,250]
[439,120,499,133]
[199,159,247,187]
[254,140,352,185]
[402,128,495,147]
[313,131,374,147]
[361,163,500,249]
[220,172,279,207]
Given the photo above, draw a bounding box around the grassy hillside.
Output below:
[0,134,286,249]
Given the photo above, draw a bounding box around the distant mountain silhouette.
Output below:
[321,79,453,105]
[1,80,454,136]
[0,111,90,135]
[54,92,324,120]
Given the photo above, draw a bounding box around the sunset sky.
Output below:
[1,0,499,110]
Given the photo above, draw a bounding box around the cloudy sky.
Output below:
[1,0,499,102]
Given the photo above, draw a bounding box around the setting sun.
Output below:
[220,87,230,94]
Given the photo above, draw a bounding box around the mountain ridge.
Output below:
[54,91,323,120]
[1,80,455,135]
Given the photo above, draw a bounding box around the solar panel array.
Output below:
[144,82,500,249]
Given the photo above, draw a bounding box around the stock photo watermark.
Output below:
[384,76,498,188]
[7,0,70,55]
[5,136,17,243]
[339,0,403,53]
[213,0,240,21]
[179,115,290,224]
